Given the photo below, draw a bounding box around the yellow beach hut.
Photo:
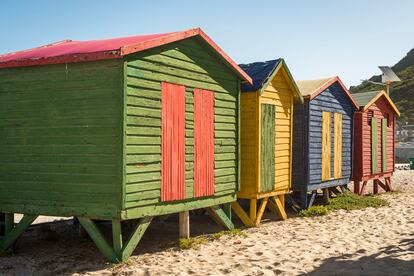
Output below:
[232,59,303,226]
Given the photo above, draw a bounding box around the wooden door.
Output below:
[161,82,186,202]
[194,89,215,197]
[371,117,378,174]
[321,112,331,181]
[260,104,275,192]
[333,113,343,178]
[382,118,387,172]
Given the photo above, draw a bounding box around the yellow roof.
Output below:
[296,77,334,97]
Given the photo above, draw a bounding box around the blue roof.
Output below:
[239,59,281,92]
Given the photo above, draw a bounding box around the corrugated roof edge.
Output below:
[305,76,359,108]
[0,28,252,84]
[358,90,401,116]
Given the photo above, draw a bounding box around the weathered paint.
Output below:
[161,82,186,202]
[194,89,215,198]
[260,104,275,192]
[371,118,378,174]
[334,113,342,179]
[292,80,356,207]
[352,92,399,182]
[321,111,331,181]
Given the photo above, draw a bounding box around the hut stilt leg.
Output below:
[308,191,317,208]
[206,206,234,230]
[359,181,368,196]
[300,191,308,209]
[179,211,190,239]
[385,177,392,191]
[230,202,254,227]
[222,203,232,222]
[354,181,360,194]
[323,189,330,204]
[377,179,387,191]
[0,213,4,237]
[373,180,379,194]
[254,198,269,226]
[0,214,37,253]
[78,216,153,263]
[249,199,257,223]
[268,196,287,220]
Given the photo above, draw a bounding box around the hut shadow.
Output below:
[300,237,414,276]
[0,213,243,275]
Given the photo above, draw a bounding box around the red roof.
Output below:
[0,28,252,84]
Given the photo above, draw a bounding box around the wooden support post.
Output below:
[249,199,257,223]
[308,191,317,208]
[0,214,37,252]
[354,181,360,194]
[121,217,152,261]
[78,217,120,263]
[112,219,123,255]
[268,196,287,220]
[222,203,232,222]
[359,181,368,196]
[300,191,308,210]
[377,179,387,191]
[0,213,4,237]
[323,189,330,204]
[254,198,269,226]
[373,180,379,194]
[385,177,392,192]
[206,206,234,230]
[230,202,254,227]
[179,211,190,239]
[5,213,14,236]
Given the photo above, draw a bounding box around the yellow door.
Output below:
[321,112,331,181]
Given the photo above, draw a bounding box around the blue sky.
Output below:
[0,0,413,86]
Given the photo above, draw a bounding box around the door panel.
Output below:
[161,82,186,202]
[334,113,342,179]
[371,117,378,174]
[322,111,331,181]
[260,104,275,192]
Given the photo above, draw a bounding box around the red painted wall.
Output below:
[193,89,215,197]
[353,96,396,181]
[161,82,186,201]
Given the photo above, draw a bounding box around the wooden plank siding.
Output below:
[0,60,124,218]
[292,82,355,192]
[353,96,396,181]
[122,38,239,218]
[259,69,293,194]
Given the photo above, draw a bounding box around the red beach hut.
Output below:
[352,90,400,195]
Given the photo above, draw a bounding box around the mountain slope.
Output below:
[350,48,414,123]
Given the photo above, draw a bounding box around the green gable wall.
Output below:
[0,60,124,219]
[121,37,240,219]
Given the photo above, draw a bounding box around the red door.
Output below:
[194,89,215,197]
[161,82,186,201]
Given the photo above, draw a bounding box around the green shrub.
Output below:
[327,192,389,211]
[178,237,208,249]
[210,229,247,240]
[298,205,329,217]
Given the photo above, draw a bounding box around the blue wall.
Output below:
[292,82,355,192]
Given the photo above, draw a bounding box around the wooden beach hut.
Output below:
[0,28,252,262]
[352,90,400,195]
[232,59,303,226]
[292,77,358,208]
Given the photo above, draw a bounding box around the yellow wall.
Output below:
[239,91,258,197]
[259,67,294,194]
[239,66,296,199]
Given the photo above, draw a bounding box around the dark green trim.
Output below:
[371,118,378,174]
[261,104,276,192]
[382,118,387,172]
[237,79,241,192]
[0,214,37,252]
[78,217,120,263]
[206,205,234,230]
[121,216,153,261]
[259,59,304,104]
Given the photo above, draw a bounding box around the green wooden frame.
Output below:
[371,118,378,174]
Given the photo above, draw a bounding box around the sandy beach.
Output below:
[1,169,413,276]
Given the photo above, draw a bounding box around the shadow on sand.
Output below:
[301,237,414,276]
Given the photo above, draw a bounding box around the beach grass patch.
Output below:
[298,206,329,217]
[178,229,247,249]
[327,192,389,211]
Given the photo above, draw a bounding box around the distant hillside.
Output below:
[350,48,414,124]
